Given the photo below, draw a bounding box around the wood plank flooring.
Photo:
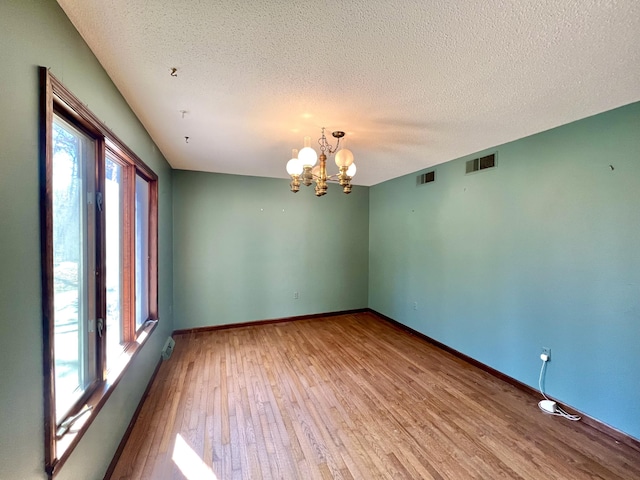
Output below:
[109,313,640,480]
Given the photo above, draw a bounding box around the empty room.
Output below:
[1,1,639,479]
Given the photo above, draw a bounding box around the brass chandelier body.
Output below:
[286,128,356,196]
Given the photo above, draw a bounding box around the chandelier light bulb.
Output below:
[286,148,303,175]
[347,162,357,177]
[335,148,354,168]
[298,136,318,167]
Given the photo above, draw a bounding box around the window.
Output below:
[40,68,158,476]
[135,174,150,330]
[105,155,124,371]
[51,114,100,422]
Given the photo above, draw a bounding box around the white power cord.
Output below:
[538,356,581,421]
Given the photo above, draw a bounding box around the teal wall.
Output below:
[369,102,640,440]
[1,1,639,478]
[172,171,369,330]
[0,1,173,479]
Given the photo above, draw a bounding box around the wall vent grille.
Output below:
[417,170,435,186]
[466,153,496,174]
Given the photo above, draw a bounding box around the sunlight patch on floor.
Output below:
[172,433,218,480]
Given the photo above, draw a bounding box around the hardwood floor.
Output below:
[108,313,640,480]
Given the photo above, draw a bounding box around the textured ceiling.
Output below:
[56,0,640,186]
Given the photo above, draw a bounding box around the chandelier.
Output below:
[285,128,357,196]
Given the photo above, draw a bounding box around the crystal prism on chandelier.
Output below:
[285,128,357,196]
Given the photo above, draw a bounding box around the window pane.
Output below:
[52,115,97,423]
[105,157,123,370]
[135,175,150,329]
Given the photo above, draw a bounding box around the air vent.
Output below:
[466,153,496,174]
[417,170,435,186]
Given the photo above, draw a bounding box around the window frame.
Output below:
[133,168,158,331]
[39,67,158,478]
[104,145,159,342]
[49,104,103,424]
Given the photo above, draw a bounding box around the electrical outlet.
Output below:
[413,301,418,310]
[293,291,299,300]
[542,347,551,360]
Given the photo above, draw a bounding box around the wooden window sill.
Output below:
[47,320,158,478]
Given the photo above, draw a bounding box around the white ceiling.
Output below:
[57,0,640,186]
